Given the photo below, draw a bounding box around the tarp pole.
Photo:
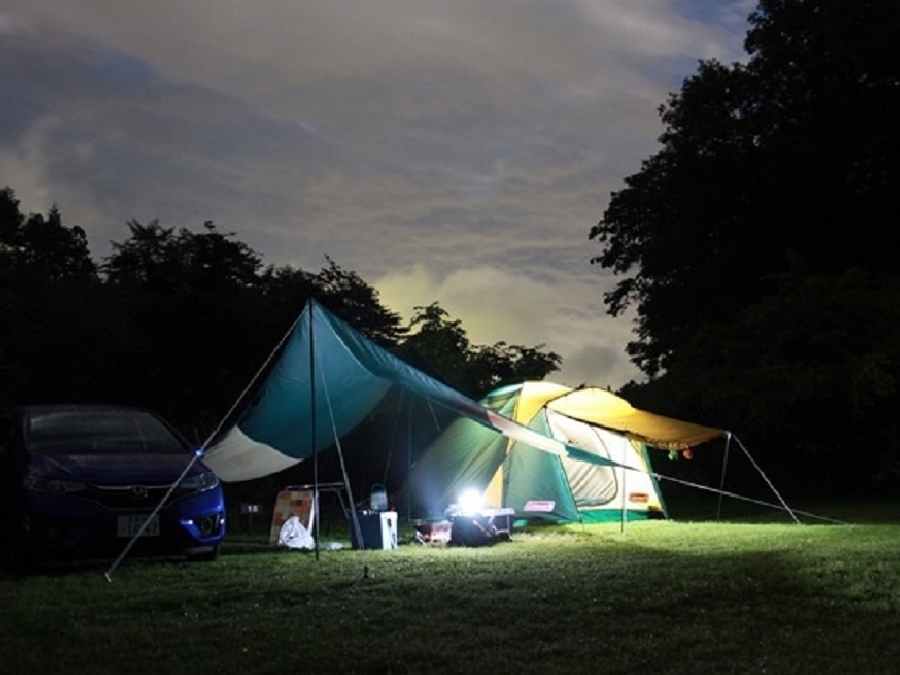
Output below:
[716,432,732,520]
[104,452,201,582]
[310,300,320,561]
[383,389,405,485]
[105,308,305,581]
[620,443,628,534]
[734,435,800,524]
[315,340,365,550]
[407,396,413,522]
[426,399,441,432]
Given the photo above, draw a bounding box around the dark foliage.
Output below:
[591,1,900,492]
[1,189,560,498]
[398,301,562,398]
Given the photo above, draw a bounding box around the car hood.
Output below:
[29,452,207,485]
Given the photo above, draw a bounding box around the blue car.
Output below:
[2,404,225,567]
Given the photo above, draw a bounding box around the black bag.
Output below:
[449,515,496,547]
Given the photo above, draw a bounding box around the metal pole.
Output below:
[310,300,320,561]
[620,444,628,534]
[313,340,365,550]
[406,396,413,523]
[716,432,732,521]
[426,399,441,432]
[734,435,800,524]
[105,308,304,581]
[383,389,405,485]
[105,452,201,581]
[651,471,845,523]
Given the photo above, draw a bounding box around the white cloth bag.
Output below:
[278,515,315,550]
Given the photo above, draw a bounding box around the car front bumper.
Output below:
[23,486,226,556]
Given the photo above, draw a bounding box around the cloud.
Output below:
[0,12,28,35]
[0,115,58,214]
[6,2,742,85]
[1,1,750,381]
[375,263,641,388]
[0,27,346,251]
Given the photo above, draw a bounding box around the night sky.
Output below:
[1,1,752,387]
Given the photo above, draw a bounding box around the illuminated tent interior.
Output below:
[408,381,723,523]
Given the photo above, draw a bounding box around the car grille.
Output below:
[87,484,173,509]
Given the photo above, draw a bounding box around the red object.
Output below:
[682,447,694,460]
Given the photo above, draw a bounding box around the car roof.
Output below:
[14,404,191,449]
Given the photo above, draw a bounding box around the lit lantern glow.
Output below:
[458,488,484,514]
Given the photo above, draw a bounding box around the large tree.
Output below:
[592,1,900,376]
[400,302,561,398]
[1,190,100,412]
[591,1,900,490]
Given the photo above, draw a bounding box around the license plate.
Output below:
[117,514,160,538]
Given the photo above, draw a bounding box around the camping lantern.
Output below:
[458,488,484,515]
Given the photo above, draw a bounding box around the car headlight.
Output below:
[23,471,87,493]
[181,471,219,492]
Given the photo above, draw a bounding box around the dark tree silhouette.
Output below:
[1,192,561,438]
[591,1,900,491]
[400,301,561,398]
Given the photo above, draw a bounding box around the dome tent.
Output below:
[409,381,723,522]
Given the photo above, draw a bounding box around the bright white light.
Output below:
[458,488,484,514]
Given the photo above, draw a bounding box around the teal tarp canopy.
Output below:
[204,300,619,483]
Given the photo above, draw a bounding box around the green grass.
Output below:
[3,511,900,674]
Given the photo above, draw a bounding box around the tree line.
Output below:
[0,188,561,441]
[592,0,900,494]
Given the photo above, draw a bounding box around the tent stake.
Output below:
[310,299,320,561]
[716,432,732,520]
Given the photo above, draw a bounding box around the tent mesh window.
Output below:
[548,410,618,508]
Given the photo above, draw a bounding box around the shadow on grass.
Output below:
[4,520,900,674]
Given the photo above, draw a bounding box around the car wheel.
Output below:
[188,545,219,562]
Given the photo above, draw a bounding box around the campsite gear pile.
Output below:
[413,520,453,545]
[448,507,514,547]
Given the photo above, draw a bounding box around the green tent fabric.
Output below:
[409,381,672,522]
[204,301,621,483]
[409,390,517,514]
[502,410,580,522]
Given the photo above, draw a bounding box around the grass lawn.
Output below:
[3,506,900,674]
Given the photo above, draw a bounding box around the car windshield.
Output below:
[26,410,186,454]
